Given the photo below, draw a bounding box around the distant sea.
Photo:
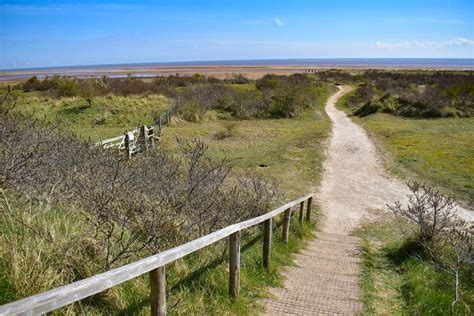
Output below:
[1,58,473,81]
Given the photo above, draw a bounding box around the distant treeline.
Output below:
[17,73,250,98]
[14,73,326,120]
[319,70,474,118]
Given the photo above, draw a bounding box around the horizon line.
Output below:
[2,57,474,72]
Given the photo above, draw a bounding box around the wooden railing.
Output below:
[0,194,314,316]
[97,109,173,154]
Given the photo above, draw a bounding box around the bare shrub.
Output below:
[388,181,459,244]
[388,180,473,310]
[426,222,474,311]
[0,98,278,272]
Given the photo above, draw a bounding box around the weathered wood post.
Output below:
[299,201,304,224]
[158,116,162,131]
[229,231,241,299]
[124,131,131,159]
[282,208,291,244]
[306,197,313,222]
[263,218,272,269]
[149,266,166,316]
[148,126,155,149]
[166,111,170,124]
[140,125,148,153]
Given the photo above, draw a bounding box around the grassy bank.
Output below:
[2,81,334,314]
[0,191,315,314]
[355,217,474,315]
[11,92,169,141]
[162,85,333,198]
[336,88,474,206]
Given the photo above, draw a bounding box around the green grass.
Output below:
[12,92,169,141]
[336,88,474,206]
[1,190,317,315]
[355,218,474,315]
[162,85,334,198]
[2,84,335,314]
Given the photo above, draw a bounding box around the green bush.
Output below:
[177,99,206,122]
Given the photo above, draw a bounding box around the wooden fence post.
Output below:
[149,266,166,316]
[140,125,147,153]
[306,197,313,222]
[149,126,155,149]
[229,231,241,299]
[124,132,131,159]
[299,201,304,224]
[263,218,272,269]
[282,208,291,244]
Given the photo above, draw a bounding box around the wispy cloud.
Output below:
[274,17,285,26]
[375,37,474,49]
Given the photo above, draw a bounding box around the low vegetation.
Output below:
[321,70,474,118]
[356,182,473,315]
[10,93,168,140]
[175,74,326,121]
[1,73,333,314]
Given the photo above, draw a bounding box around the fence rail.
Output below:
[97,109,174,155]
[0,194,314,316]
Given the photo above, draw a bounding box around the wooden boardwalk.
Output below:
[263,231,363,315]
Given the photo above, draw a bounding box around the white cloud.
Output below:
[274,17,285,26]
[375,37,474,49]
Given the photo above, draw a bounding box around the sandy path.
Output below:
[318,86,409,233]
[264,87,473,315]
[319,86,473,230]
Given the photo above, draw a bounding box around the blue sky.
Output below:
[1,0,473,69]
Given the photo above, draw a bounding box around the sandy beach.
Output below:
[1,61,473,83]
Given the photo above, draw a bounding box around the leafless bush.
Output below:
[388,180,459,244]
[426,221,474,311]
[0,100,278,271]
[388,180,473,310]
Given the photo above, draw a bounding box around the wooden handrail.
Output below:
[0,193,314,316]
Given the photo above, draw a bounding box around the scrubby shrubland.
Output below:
[19,73,250,99]
[174,73,324,121]
[337,70,474,118]
[0,89,278,309]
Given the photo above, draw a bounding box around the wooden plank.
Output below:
[99,135,124,145]
[229,231,241,298]
[282,208,291,244]
[306,197,313,222]
[299,201,304,224]
[0,194,312,315]
[149,266,166,316]
[263,218,272,269]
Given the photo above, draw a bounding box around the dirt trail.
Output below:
[264,86,473,315]
[318,86,409,233]
[319,86,473,229]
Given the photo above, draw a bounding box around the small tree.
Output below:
[388,180,458,244]
[426,222,473,312]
